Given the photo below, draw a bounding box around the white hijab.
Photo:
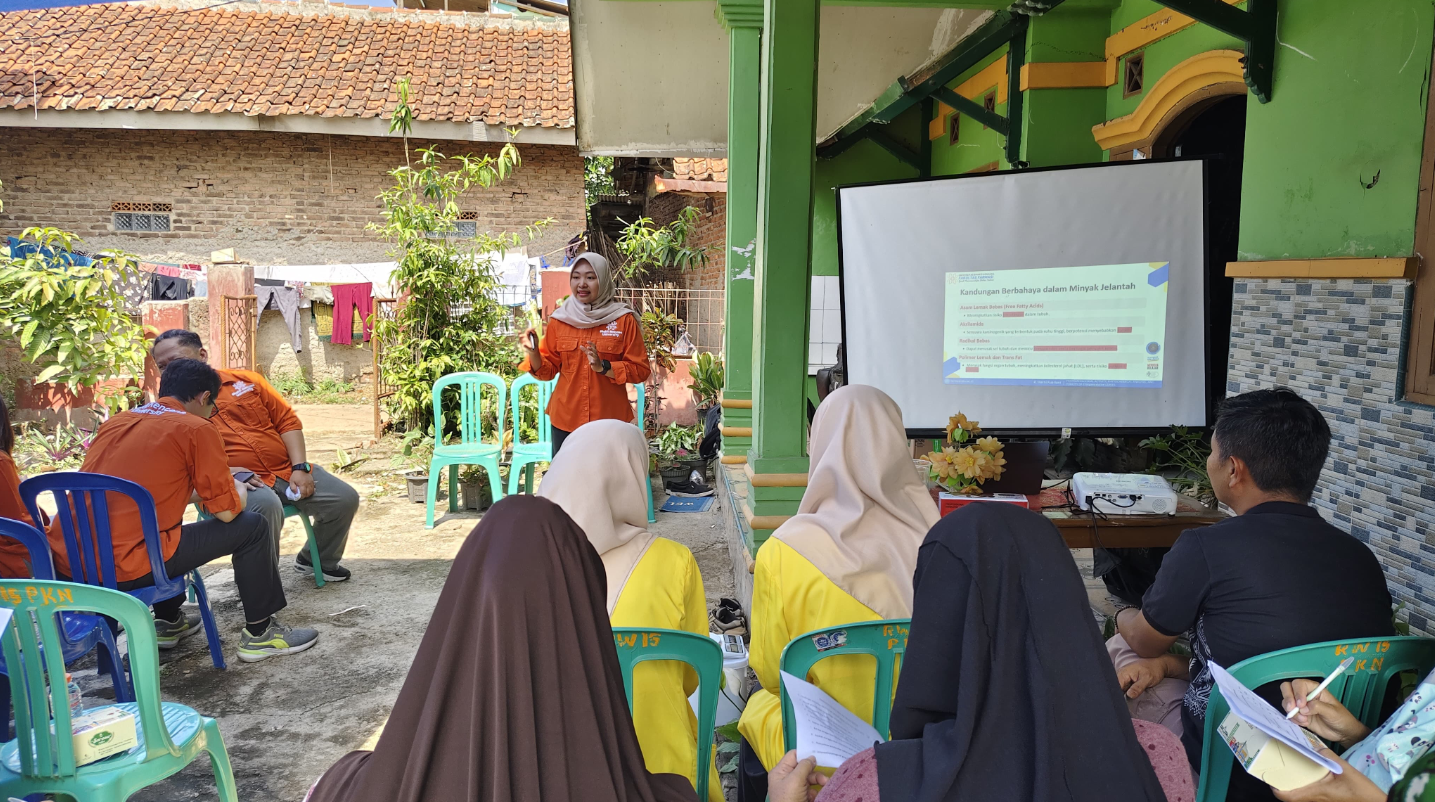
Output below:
[537,419,656,612]
[773,385,940,620]
[549,252,635,329]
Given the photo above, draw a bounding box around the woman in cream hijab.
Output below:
[736,384,940,799]
[538,419,721,802]
[520,252,651,455]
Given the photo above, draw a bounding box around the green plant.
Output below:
[269,373,358,404]
[653,423,701,465]
[371,82,548,433]
[614,206,710,280]
[0,228,146,399]
[331,448,368,473]
[390,430,435,471]
[14,412,106,471]
[639,309,683,374]
[584,156,616,208]
[1139,426,1213,504]
[687,352,725,407]
[715,721,742,774]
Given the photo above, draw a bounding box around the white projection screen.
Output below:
[838,160,1207,435]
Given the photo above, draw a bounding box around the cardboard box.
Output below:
[71,707,138,766]
[938,492,1030,517]
[1218,711,1331,791]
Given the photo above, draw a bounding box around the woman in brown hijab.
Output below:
[305,494,699,802]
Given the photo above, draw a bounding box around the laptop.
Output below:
[979,441,1049,496]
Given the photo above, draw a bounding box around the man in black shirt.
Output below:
[1112,389,1393,799]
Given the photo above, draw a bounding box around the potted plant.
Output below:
[687,352,724,418]
[653,423,704,484]
[924,413,1007,495]
[458,466,493,511]
[391,430,435,504]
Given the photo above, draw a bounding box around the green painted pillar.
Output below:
[745,0,818,542]
[716,0,763,460]
[1019,6,1108,168]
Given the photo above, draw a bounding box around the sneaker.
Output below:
[237,619,320,663]
[295,559,352,582]
[155,610,202,650]
[709,597,747,637]
[666,470,715,498]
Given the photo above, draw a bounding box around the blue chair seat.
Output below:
[0,702,202,775]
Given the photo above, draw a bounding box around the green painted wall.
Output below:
[1023,6,1109,167]
[811,136,917,277]
[1105,2,1243,119]
[929,48,1011,175]
[1239,0,1434,259]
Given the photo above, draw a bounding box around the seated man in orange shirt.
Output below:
[151,329,358,582]
[65,358,319,662]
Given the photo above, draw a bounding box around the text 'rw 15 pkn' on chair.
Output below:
[1196,635,1435,802]
[612,627,723,802]
[507,374,556,496]
[427,372,507,528]
[20,473,228,670]
[0,517,132,728]
[0,580,238,802]
[779,619,910,752]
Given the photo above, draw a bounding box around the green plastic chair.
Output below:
[611,627,722,802]
[193,502,325,588]
[779,619,910,753]
[1196,636,1435,802]
[427,372,507,528]
[507,374,556,495]
[633,381,655,524]
[0,580,238,802]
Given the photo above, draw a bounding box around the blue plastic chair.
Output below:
[507,374,556,495]
[612,627,722,802]
[427,372,507,528]
[1196,635,1435,802]
[0,580,238,802]
[779,619,910,753]
[633,381,655,524]
[0,517,132,729]
[20,473,227,670]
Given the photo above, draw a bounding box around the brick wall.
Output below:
[0,128,586,264]
[1228,278,1435,632]
[645,191,726,291]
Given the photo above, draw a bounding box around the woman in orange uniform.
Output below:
[0,395,38,577]
[736,385,940,801]
[521,252,651,456]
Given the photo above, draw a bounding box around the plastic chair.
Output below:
[1196,636,1435,802]
[427,372,507,529]
[779,619,910,752]
[20,473,227,670]
[612,627,722,802]
[633,381,655,524]
[194,503,325,589]
[0,517,132,729]
[0,580,238,802]
[507,374,556,495]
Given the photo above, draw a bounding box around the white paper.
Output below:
[1208,662,1343,774]
[780,670,883,767]
[0,608,11,639]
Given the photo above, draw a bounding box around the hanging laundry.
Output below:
[254,284,304,353]
[313,303,334,338]
[150,275,191,301]
[331,283,374,345]
[301,283,334,309]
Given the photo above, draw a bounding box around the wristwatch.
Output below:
[292,462,313,473]
[600,359,613,374]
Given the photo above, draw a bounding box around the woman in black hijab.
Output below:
[771,502,1176,802]
[306,495,699,802]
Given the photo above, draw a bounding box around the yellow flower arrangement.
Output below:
[928,412,1005,495]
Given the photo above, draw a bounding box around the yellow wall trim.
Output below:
[722,426,753,438]
[1091,50,1245,151]
[720,397,753,409]
[1226,258,1419,280]
[1020,61,1110,91]
[928,55,1009,140]
[719,454,748,465]
[1105,0,1244,61]
[740,502,792,532]
[745,462,809,487]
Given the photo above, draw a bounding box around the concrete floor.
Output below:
[60,406,734,801]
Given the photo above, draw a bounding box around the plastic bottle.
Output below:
[66,673,82,717]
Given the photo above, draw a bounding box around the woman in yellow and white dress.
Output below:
[538,419,721,802]
[737,385,940,779]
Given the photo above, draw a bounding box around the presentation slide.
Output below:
[942,263,1170,388]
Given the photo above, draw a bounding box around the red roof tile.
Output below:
[0,0,573,127]
[673,158,727,182]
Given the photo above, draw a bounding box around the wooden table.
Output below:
[1046,508,1225,549]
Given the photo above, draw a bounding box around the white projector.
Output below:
[1071,473,1179,516]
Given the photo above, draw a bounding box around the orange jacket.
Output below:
[519,315,651,432]
[212,369,304,485]
[0,452,34,578]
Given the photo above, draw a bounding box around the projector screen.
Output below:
[838,160,1207,435]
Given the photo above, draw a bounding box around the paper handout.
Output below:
[780,670,884,767]
[1208,662,1343,774]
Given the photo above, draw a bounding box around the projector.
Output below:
[1072,473,1179,516]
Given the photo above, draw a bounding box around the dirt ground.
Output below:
[65,404,735,802]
